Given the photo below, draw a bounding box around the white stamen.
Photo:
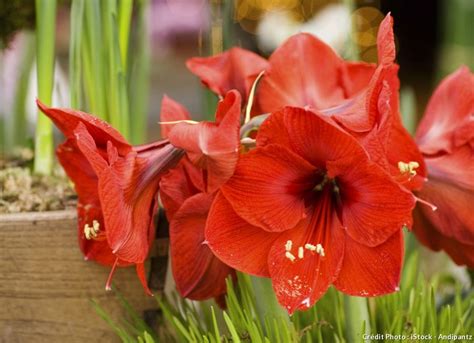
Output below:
[316,244,325,257]
[398,161,419,176]
[305,243,317,251]
[285,240,293,251]
[298,247,304,259]
[84,220,100,240]
[92,220,100,232]
[285,251,296,262]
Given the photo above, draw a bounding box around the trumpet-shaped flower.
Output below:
[206,107,415,313]
[37,101,183,293]
[159,96,236,301]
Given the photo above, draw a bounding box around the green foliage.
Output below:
[69,0,150,143]
[34,0,57,175]
[96,256,473,342]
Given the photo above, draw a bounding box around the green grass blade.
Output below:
[84,0,107,118]
[69,0,85,109]
[34,0,57,175]
[129,0,150,144]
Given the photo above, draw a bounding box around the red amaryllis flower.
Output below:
[188,15,426,191]
[163,90,242,193]
[413,67,474,267]
[255,14,426,191]
[206,107,415,313]
[158,96,236,301]
[186,47,268,104]
[37,100,183,293]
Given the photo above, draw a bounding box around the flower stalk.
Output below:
[34,0,57,175]
[344,295,371,342]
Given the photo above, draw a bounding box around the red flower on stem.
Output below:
[413,67,474,267]
[37,100,183,294]
[189,15,426,191]
[206,107,415,313]
[158,93,239,301]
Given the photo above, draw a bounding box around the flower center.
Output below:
[284,239,325,262]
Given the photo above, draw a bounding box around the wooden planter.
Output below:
[0,210,167,343]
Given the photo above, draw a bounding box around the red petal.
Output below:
[413,207,474,268]
[136,263,153,296]
[186,47,268,102]
[36,100,131,156]
[205,192,279,277]
[340,61,377,98]
[334,231,403,296]
[257,33,345,113]
[327,158,415,247]
[426,145,474,190]
[159,95,191,139]
[57,139,134,267]
[415,172,474,246]
[385,122,427,190]
[160,158,205,221]
[257,34,344,113]
[257,107,367,168]
[74,124,181,264]
[221,144,316,232]
[170,193,234,300]
[168,90,242,192]
[377,14,396,65]
[415,66,474,154]
[268,193,345,314]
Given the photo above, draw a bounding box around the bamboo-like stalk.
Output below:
[12,32,36,148]
[84,0,107,119]
[118,0,133,73]
[344,295,371,342]
[34,0,57,175]
[129,0,151,144]
[69,0,85,109]
[102,0,130,139]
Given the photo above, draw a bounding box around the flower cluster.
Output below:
[38,14,473,314]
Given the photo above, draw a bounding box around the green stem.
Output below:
[118,0,133,73]
[344,295,371,342]
[12,32,36,148]
[69,0,85,109]
[34,0,57,175]
[129,0,150,144]
[103,0,130,139]
[84,0,106,118]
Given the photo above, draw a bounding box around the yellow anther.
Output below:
[285,240,293,251]
[285,251,296,262]
[304,243,325,257]
[298,247,304,259]
[84,220,100,240]
[316,244,325,257]
[398,161,420,177]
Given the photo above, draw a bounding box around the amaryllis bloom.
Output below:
[187,14,426,191]
[413,67,474,267]
[37,101,183,293]
[159,97,236,301]
[162,90,242,193]
[206,107,415,313]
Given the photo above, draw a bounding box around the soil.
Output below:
[0,149,76,214]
